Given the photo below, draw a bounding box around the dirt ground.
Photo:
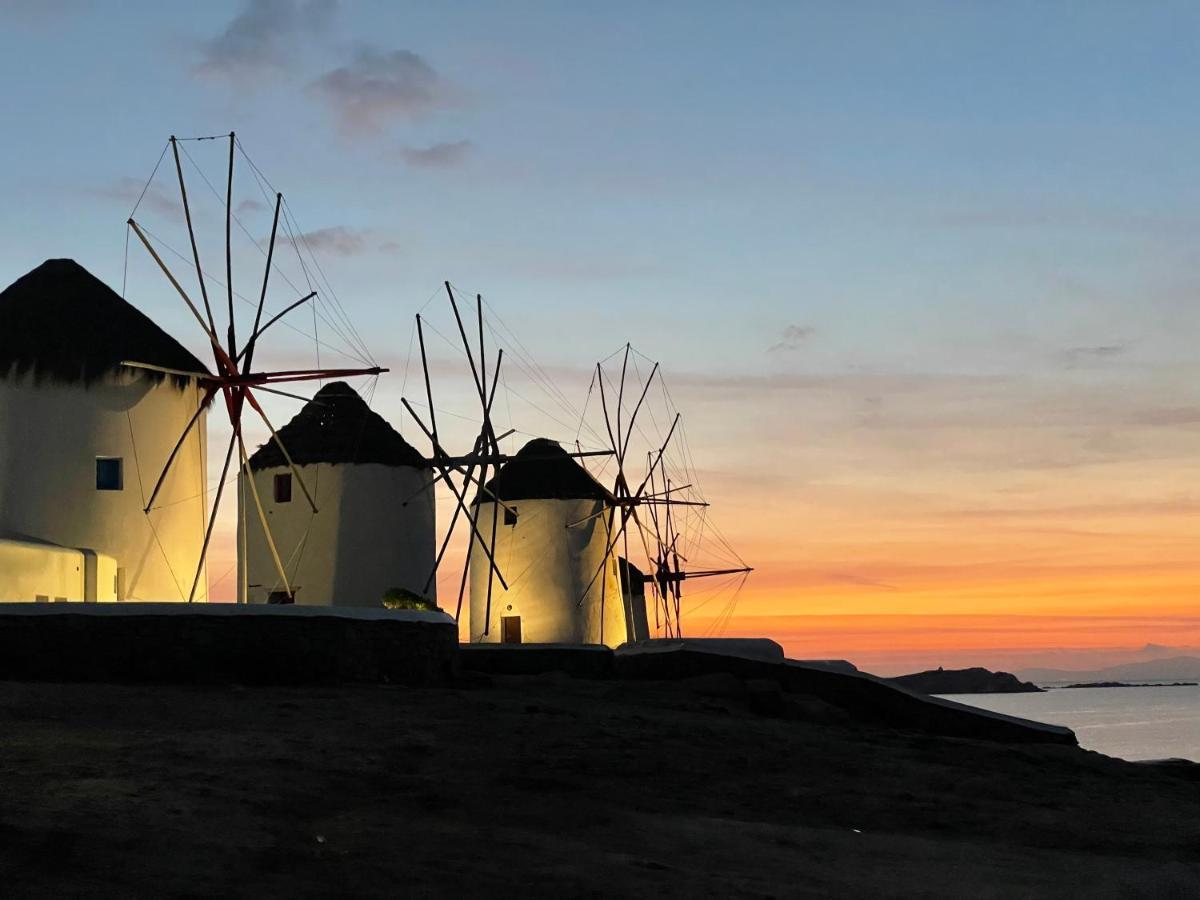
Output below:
[1,673,1198,899]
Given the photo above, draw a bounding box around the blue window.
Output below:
[96,457,123,491]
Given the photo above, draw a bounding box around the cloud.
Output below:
[237,198,268,215]
[768,324,814,353]
[399,140,473,169]
[829,572,899,592]
[1062,343,1128,369]
[307,45,456,134]
[194,0,337,77]
[87,177,178,217]
[290,226,368,256]
[278,226,400,256]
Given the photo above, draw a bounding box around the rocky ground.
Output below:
[1,673,1198,898]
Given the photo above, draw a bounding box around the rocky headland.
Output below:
[887,665,1043,694]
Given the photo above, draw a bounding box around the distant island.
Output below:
[1018,655,1200,685]
[1059,681,1198,690]
[886,666,1043,694]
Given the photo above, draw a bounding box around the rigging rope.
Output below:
[126,409,188,601]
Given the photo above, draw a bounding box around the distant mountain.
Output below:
[1018,656,1200,685]
[887,667,1042,694]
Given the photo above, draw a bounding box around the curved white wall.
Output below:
[238,462,436,607]
[0,373,209,601]
[468,498,626,646]
[0,538,118,602]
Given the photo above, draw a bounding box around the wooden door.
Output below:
[501,615,522,644]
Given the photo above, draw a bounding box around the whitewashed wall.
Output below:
[0,538,118,601]
[468,497,627,646]
[239,462,436,607]
[0,373,208,601]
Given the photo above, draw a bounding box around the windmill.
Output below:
[122,133,385,602]
[578,344,753,639]
[399,283,614,633]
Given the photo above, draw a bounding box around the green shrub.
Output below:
[381,587,441,612]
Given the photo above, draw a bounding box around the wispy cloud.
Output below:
[768,324,814,353]
[307,45,457,134]
[1062,343,1128,369]
[194,0,337,78]
[399,140,473,169]
[829,572,900,592]
[86,177,178,217]
[279,225,400,257]
[237,198,268,215]
[290,226,368,256]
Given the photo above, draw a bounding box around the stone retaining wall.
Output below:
[0,605,457,685]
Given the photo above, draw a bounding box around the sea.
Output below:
[942,684,1200,762]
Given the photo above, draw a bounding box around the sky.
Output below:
[2,1,1200,674]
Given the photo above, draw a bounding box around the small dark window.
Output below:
[504,505,518,526]
[273,473,292,503]
[267,590,294,605]
[96,458,123,491]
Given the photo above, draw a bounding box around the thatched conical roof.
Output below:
[478,438,613,503]
[0,259,209,389]
[249,381,424,470]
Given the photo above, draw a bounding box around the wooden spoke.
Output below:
[242,191,282,374]
[620,362,659,462]
[128,219,233,370]
[615,343,630,467]
[242,388,318,514]
[253,365,384,383]
[402,398,509,591]
[576,499,636,609]
[187,428,238,603]
[143,384,217,512]
[237,291,317,362]
[426,438,479,597]
[169,135,217,336]
[445,282,485,401]
[225,131,236,358]
[251,384,322,404]
[596,363,619,469]
[415,314,438,445]
[633,413,680,500]
[412,344,509,608]
[239,431,293,599]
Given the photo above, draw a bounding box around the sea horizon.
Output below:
[944,684,1200,763]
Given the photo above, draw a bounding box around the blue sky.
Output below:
[2,1,1199,666]
[0,0,1195,369]
[1,1,1197,377]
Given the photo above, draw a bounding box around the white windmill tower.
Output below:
[0,258,212,601]
[239,380,436,607]
[470,343,752,647]
[467,437,624,645]
[394,283,616,639]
